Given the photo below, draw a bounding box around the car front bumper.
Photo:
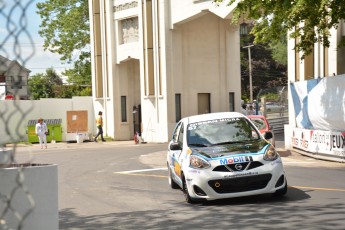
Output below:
[184,159,286,200]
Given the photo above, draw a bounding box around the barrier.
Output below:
[267,116,289,134]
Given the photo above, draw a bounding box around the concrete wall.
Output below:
[0,97,94,145]
[0,163,58,230]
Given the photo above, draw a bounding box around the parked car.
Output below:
[247,115,275,146]
[265,102,285,113]
[167,112,287,203]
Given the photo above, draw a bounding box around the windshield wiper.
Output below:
[211,140,250,146]
[188,143,209,147]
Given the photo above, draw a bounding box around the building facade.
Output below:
[88,0,242,142]
[0,55,30,100]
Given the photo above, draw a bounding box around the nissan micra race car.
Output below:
[167,112,287,203]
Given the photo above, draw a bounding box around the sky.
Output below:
[0,0,73,76]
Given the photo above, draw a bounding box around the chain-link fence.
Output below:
[257,86,288,118]
[1,0,37,229]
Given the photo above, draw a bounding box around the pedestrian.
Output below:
[35,118,48,149]
[94,111,106,142]
[240,100,247,115]
[246,105,255,115]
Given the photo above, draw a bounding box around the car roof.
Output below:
[182,112,246,124]
[247,115,266,119]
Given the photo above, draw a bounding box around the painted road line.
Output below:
[114,173,168,178]
[283,161,316,164]
[290,186,345,192]
[114,168,167,174]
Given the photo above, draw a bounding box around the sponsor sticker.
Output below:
[219,155,253,165]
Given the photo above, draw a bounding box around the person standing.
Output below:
[35,118,48,149]
[94,111,106,142]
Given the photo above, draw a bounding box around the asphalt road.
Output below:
[12,136,345,230]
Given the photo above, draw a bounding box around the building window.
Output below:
[11,76,22,89]
[175,94,181,122]
[324,46,329,77]
[198,93,210,114]
[295,38,300,81]
[121,96,127,122]
[304,47,314,80]
[229,92,235,112]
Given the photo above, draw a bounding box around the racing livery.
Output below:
[167,112,287,203]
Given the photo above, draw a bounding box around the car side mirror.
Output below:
[170,142,182,151]
[264,131,273,140]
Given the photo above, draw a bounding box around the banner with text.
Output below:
[291,128,345,159]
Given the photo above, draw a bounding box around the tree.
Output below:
[36,0,91,85]
[28,68,63,99]
[29,67,92,99]
[214,0,345,58]
[240,34,287,102]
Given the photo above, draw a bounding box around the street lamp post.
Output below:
[243,45,254,102]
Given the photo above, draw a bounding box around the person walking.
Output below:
[94,111,106,142]
[35,118,48,149]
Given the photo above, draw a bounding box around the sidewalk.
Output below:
[4,140,157,152]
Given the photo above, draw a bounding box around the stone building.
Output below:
[88,0,242,142]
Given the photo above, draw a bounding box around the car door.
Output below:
[168,121,184,183]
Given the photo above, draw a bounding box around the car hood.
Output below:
[192,139,268,158]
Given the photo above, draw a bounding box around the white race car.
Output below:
[167,112,287,203]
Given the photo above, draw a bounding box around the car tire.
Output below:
[168,164,179,189]
[274,179,288,196]
[182,174,195,203]
[181,174,206,204]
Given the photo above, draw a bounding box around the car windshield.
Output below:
[249,118,267,130]
[187,117,260,147]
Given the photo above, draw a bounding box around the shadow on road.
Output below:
[57,187,345,230]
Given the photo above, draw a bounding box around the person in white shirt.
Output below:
[35,118,48,149]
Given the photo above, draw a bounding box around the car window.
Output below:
[177,123,184,147]
[172,122,182,142]
[250,118,267,130]
[187,117,260,146]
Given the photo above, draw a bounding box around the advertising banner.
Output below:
[290,75,345,132]
[291,128,345,159]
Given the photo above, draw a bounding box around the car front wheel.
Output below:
[182,174,194,203]
[168,163,179,189]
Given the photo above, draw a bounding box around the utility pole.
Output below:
[243,45,254,102]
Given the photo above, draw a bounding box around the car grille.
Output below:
[208,174,272,194]
[213,161,264,172]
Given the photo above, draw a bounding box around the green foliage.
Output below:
[214,0,345,58]
[36,0,91,88]
[28,73,51,99]
[63,52,91,85]
[36,0,90,63]
[53,84,92,98]
[28,68,63,99]
[260,93,280,101]
[28,67,91,99]
[240,33,287,101]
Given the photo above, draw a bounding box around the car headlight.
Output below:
[190,155,210,169]
[263,145,279,161]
